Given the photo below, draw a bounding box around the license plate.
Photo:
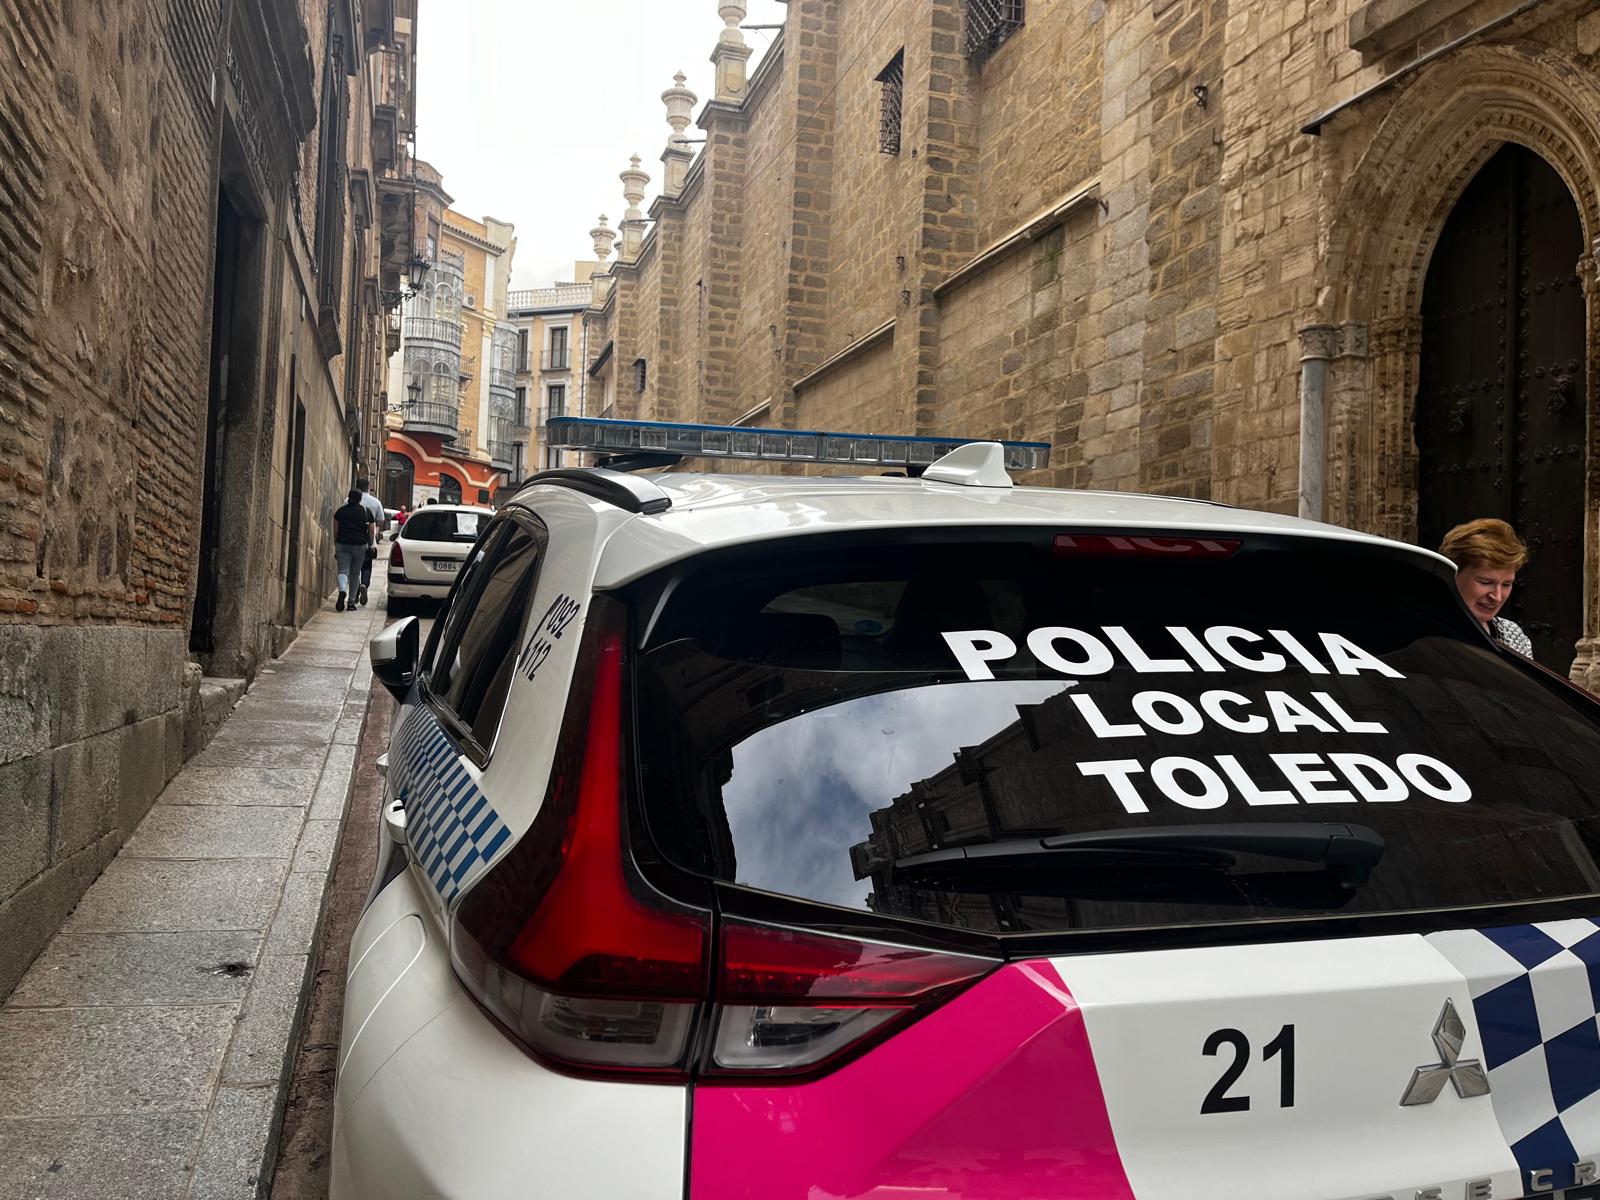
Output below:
[430,559,461,573]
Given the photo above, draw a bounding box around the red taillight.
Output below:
[451,603,997,1082]
[505,633,705,997]
[389,541,404,569]
[709,921,996,1076]
[1053,533,1240,558]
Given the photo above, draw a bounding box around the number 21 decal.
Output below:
[1201,1024,1295,1114]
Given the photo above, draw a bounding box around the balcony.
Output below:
[406,316,462,349]
[517,351,533,374]
[490,367,517,392]
[512,407,532,435]
[489,440,514,471]
[541,349,571,372]
[401,399,460,440]
[371,46,410,172]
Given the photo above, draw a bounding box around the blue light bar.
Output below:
[544,416,1051,471]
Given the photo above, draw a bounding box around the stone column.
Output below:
[661,72,698,197]
[1324,321,1369,530]
[1297,324,1338,521]
[618,155,651,263]
[1570,245,1600,686]
[711,1,752,102]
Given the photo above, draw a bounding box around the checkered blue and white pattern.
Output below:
[390,704,512,905]
[1428,919,1600,1191]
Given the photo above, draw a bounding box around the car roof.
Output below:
[507,469,1456,588]
[407,503,493,514]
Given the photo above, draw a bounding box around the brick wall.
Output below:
[0,0,405,999]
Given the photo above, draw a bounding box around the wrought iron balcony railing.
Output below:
[489,367,517,392]
[489,440,514,470]
[401,399,460,438]
[542,349,570,371]
[405,316,462,348]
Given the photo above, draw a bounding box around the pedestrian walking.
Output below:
[355,475,387,608]
[332,488,376,613]
[1439,517,1534,657]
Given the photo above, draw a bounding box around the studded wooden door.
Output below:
[1417,144,1587,672]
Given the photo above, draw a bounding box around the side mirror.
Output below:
[370,616,420,702]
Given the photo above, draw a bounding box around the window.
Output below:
[428,515,547,753]
[437,475,462,504]
[548,384,566,419]
[634,358,648,393]
[876,50,904,155]
[514,386,527,425]
[401,508,487,542]
[517,328,530,372]
[966,0,1023,62]
[312,27,350,328]
[633,534,1600,937]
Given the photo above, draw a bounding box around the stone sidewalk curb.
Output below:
[0,556,394,1200]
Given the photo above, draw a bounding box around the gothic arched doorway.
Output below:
[1416,143,1587,671]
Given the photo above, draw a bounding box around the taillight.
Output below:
[452,610,709,1078]
[708,921,996,1076]
[451,600,998,1083]
[389,541,404,569]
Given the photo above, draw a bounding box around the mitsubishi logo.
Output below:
[1399,998,1491,1106]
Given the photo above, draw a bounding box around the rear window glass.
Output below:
[403,510,487,542]
[633,536,1600,936]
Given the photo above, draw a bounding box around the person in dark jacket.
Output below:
[332,488,376,612]
[1439,518,1534,657]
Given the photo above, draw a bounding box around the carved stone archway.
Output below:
[1316,42,1600,684]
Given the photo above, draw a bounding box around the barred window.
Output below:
[966,0,1024,63]
[634,358,648,393]
[876,50,904,156]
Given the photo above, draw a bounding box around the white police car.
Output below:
[334,418,1600,1200]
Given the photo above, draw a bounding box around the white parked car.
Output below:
[336,418,1600,1200]
[384,503,493,614]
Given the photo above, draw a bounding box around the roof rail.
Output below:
[518,467,673,515]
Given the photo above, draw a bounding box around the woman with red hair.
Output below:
[1439,518,1533,658]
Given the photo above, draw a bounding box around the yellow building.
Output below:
[382,169,517,507]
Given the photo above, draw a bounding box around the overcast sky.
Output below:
[416,0,790,289]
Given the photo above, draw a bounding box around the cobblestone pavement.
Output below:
[0,561,392,1199]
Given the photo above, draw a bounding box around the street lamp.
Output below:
[381,254,432,311]
[407,377,422,409]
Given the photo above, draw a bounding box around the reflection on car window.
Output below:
[634,538,1600,936]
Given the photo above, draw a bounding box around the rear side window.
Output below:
[404,509,488,542]
[429,514,547,753]
[632,535,1600,937]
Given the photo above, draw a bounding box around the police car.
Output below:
[334,417,1600,1200]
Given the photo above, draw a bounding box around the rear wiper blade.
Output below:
[893,822,1386,887]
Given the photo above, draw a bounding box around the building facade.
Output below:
[0,0,420,998]
[507,272,595,476]
[575,0,1600,686]
[383,179,515,508]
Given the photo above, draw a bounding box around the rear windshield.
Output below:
[402,510,487,542]
[633,535,1600,936]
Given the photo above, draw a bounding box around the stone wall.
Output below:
[0,0,406,999]
[579,0,1600,678]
